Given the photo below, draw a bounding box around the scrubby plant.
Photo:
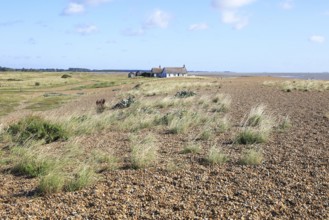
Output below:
[61,74,72,78]
[175,90,196,98]
[112,96,135,109]
[11,147,54,177]
[130,135,158,169]
[65,166,95,192]
[206,146,228,165]
[91,150,118,172]
[277,116,292,131]
[182,143,202,154]
[211,94,232,113]
[35,82,40,86]
[38,172,65,194]
[197,128,214,141]
[235,128,268,144]
[245,104,267,127]
[239,148,263,165]
[7,115,68,144]
[236,104,275,144]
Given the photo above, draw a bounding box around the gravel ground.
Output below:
[0,76,328,219]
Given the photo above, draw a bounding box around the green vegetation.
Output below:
[235,128,268,144]
[7,115,68,144]
[38,172,66,194]
[130,135,158,169]
[206,146,228,165]
[11,146,54,177]
[182,143,202,154]
[236,104,275,145]
[72,81,117,90]
[175,90,196,98]
[263,80,329,92]
[65,166,96,192]
[239,148,264,165]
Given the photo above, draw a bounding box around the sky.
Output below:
[1,0,329,72]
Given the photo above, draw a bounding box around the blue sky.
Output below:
[1,0,329,72]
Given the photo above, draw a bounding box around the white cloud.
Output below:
[121,28,145,36]
[76,24,98,35]
[221,11,249,30]
[188,23,209,31]
[280,0,294,10]
[85,0,112,6]
[309,35,325,44]
[143,9,171,29]
[212,0,257,9]
[212,0,256,30]
[62,3,85,15]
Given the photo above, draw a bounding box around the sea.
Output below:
[193,72,329,80]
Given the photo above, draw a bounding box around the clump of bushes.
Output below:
[7,115,68,144]
[112,96,135,109]
[235,104,275,145]
[239,148,263,165]
[175,90,196,98]
[206,146,228,165]
[182,143,202,154]
[130,135,158,169]
[61,74,72,79]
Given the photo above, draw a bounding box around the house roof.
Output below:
[163,67,187,74]
[151,66,188,74]
[151,68,162,74]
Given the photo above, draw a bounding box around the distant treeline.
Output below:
[0,66,138,73]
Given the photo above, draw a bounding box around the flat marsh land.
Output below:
[0,72,328,219]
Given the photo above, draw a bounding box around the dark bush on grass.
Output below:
[235,129,267,145]
[175,90,196,98]
[61,74,72,78]
[7,116,68,144]
[112,96,135,109]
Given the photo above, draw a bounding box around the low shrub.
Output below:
[175,90,196,98]
[235,128,267,144]
[7,115,68,144]
[11,148,54,177]
[61,74,72,79]
[277,116,292,131]
[239,148,263,165]
[112,96,135,109]
[182,143,202,154]
[38,172,65,194]
[130,135,158,169]
[206,146,228,165]
[211,94,232,113]
[65,166,95,192]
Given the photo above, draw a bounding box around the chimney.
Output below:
[183,64,185,68]
[159,65,161,69]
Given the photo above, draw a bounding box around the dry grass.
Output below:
[236,104,276,144]
[263,80,329,92]
[239,148,264,165]
[130,135,158,169]
[206,146,228,165]
[182,142,202,154]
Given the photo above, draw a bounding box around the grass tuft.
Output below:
[239,148,263,165]
[65,166,95,192]
[182,143,202,154]
[7,115,68,144]
[130,135,158,169]
[38,172,65,194]
[206,146,228,165]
